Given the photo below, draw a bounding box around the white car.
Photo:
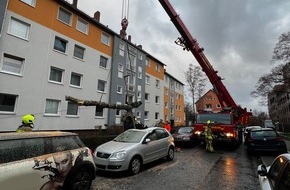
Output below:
[93,127,175,175]
[257,153,290,190]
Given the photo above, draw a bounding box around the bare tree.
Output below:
[184,101,194,126]
[184,64,207,115]
[251,31,290,105]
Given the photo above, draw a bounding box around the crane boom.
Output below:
[158,0,237,109]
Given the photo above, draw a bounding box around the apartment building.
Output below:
[0,0,115,131]
[0,0,185,132]
[164,72,185,127]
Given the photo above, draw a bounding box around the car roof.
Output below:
[129,127,165,133]
[250,128,275,132]
[246,126,261,129]
[0,131,78,141]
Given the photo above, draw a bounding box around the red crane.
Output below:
[158,0,251,146]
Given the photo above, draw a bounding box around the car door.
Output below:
[268,156,288,189]
[277,162,290,190]
[142,131,160,163]
[155,129,170,158]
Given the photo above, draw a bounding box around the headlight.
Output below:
[109,151,126,160]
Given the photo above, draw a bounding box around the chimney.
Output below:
[128,35,131,42]
[137,45,142,49]
[72,0,78,8]
[94,11,100,22]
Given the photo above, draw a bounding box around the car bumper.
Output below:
[94,157,129,172]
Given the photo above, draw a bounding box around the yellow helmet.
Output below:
[22,114,35,124]
[207,120,211,125]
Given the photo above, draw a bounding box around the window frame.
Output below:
[76,17,88,34]
[99,56,108,69]
[117,85,123,94]
[57,7,72,26]
[8,17,30,40]
[66,102,79,117]
[0,93,18,113]
[1,53,24,76]
[97,79,106,93]
[44,99,61,115]
[20,0,36,7]
[49,67,64,84]
[70,72,82,88]
[73,44,85,60]
[95,107,104,117]
[101,32,110,46]
[53,36,68,54]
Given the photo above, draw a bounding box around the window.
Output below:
[138,66,142,79]
[66,102,78,116]
[70,72,82,87]
[20,0,36,6]
[54,36,67,53]
[9,17,30,40]
[155,112,159,120]
[126,53,136,71]
[119,42,125,56]
[49,67,63,83]
[118,63,123,78]
[165,76,168,83]
[144,111,149,120]
[116,102,121,116]
[145,75,150,84]
[155,64,160,72]
[165,102,168,108]
[155,96,160,104]
[156,79,160,88]
[145,59,150,67]
[101,32,110,45]
[73,45,85,60]
[45,99,60,115]
[216,104,221,108]
[165,88,168,95]
[145,93,149,102]
[97,79,106,92]
[136,111,141,118]
[138,53,143,60]
[58,7,72,25]
[205,104,212,109]
[99,56,108,69]
[0,93,17,112]
[1,54,24,75]
[117,85,122,94]
[95,107,103,117]
[76,17,88,34]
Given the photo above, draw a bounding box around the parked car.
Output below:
[245,128,287,155]
[93,127,175,175]
[0,131,96,190]
[172,126,197,147]
[257,153,290,190]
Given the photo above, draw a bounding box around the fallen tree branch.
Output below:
[65,96,142,111]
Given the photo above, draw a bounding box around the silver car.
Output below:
[93,127,175,175]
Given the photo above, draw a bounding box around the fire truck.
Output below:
[158,0,252,146]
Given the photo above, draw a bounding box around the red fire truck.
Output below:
[158,0,252,146]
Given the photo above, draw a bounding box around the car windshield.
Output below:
[196,113,232,124]
[178,127,193,134]
[252,130,277,138]
[113,130,147,143]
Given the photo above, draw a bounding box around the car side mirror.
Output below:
[257,164,268,176]
[144,138,151,144]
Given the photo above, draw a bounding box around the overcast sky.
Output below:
[71,0,290,113]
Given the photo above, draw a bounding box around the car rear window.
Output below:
[0,135,84,164]
[251,130,277,138]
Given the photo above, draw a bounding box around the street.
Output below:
[90,142,263,190]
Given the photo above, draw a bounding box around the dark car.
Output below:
[245,128,287,155]
[257,153,290,190]
[172,127,197,147]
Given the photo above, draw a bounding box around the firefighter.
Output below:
[205,120,214,152]
[16,114,35,133]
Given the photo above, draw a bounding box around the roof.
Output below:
[0,131,77,141]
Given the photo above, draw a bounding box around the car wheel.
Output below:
[129,156,142,175]
[167,147,174,161]
[63,168,93,190]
